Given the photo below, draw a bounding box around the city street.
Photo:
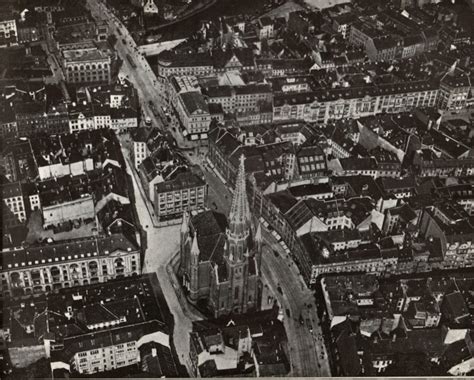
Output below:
[87,0,198,149]
[86,1,331,375]
[122,145,196,376]
[86,0,168,128]
[187,153,331,376]
[125,134,330,375]
[261,231,330,377]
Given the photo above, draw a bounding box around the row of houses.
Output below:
[0,82,139,138]
[206,118,474,285]
[156,45,469,140]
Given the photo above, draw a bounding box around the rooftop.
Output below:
[2,233,138,271]
[155,170,205,194]
[63,47,110,62]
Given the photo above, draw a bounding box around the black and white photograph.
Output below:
[0,0,473,378]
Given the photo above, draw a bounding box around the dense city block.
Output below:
[0,0,473,378]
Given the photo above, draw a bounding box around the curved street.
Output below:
[187,151,331,376]
[261,235,330,376]
[87,0,331,375]
[122,145,197,376]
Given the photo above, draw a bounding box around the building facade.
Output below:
[157,53,214,79]
[205,84,273,115]
[133,140,149,170]
[176,92,214,139]
[273,81,438,124]
[61,322,170,375]
[1,234,140,297]
[438,74,471,111]
[154,171,207,220]
[1,181,27,225]
[0,17,18,47]
[63,48,112,84]
[14,102,48,137]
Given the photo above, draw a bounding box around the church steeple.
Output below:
[191,233,200,257]
[255,222,262,246]
[181,211,189,235]
[228,155,251,238]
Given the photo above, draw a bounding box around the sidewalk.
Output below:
[124,153,159,227]
[205,156,228,186]
[262,225,331,376]
[125,151,183,228]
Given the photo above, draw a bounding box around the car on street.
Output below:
[277,286,283,295]
[299,314,304,325]
[285,308,291,318]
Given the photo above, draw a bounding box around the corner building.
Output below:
[179,156,262,317]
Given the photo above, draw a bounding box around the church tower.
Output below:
[179,154,262,317]
[189,232,200,302]
[223,155,260,314]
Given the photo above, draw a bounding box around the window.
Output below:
[234,286,239,299]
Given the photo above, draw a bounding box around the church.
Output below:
[179,156,262,317]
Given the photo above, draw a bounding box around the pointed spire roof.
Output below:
[255,222,262,244]
[181,211,189,234]
[191,233,200,256]
[228,155,251,237]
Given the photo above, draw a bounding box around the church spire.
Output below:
[191,233,200,256]
[228,155,250,238]
[255,222,262,246]
[181,210,189,235]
